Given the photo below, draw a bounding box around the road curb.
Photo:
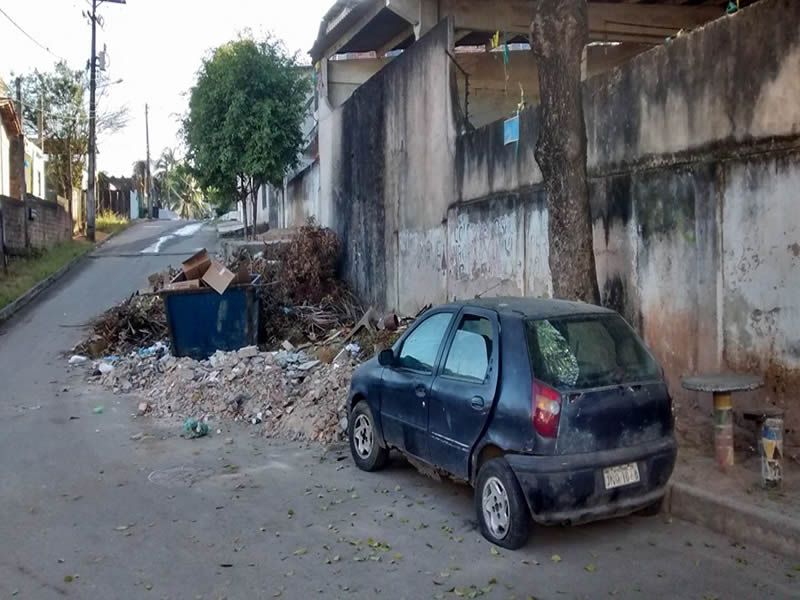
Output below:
[0,225,130,324]
[666,481,800,557]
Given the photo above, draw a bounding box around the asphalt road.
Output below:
[0,221,798,600]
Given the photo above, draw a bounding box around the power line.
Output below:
[0,7,69,63]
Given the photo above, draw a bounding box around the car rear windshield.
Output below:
[525,314,660,391]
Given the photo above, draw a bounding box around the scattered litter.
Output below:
[76,224,412,444]
[138,342,169,358]
[68,355,88,365]
[92,406,104,414]
[130,433,143,441]
[183,418,209,438]
[97,362,114,375]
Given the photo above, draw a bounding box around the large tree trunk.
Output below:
[530,0,600,304]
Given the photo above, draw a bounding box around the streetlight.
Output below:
[86,0,126,242]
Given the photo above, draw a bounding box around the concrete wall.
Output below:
[0,124,9,197]
[285,161,320,227]
[318,19,457,307]
[24,139,46,200]
[328,57,391,108]
[317,0,800,443]
[454,43,651,130]
[0,195,73,253]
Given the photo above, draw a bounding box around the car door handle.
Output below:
[415,385,427,398]
[470,396,485,410]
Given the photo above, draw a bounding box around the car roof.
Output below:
[454,296,616,320]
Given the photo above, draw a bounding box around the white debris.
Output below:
[237,345,258,359]
[69,355,88,365]
[90,345,358,444]
[98,362,114,375]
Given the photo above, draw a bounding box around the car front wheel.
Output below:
[475,458,530,550]
[348,401,388,472]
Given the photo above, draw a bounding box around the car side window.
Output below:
[397,313,453,373]
[442,315,493,383]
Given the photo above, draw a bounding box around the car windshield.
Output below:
[525,314,660,390]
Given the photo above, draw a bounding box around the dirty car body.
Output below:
[347,297,677,548]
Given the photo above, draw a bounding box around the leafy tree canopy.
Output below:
[183,33,311,204]
[14,62,128,197]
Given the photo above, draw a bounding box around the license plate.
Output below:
[603,463,640,489]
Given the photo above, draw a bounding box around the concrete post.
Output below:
[713,392,734,469]
[761,417,783,489]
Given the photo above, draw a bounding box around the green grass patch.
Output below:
[0,239,92,310]
[96,210,130,236]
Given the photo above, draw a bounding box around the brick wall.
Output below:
[0,194,73,254]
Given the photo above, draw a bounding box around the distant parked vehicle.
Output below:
[347,297,677,549]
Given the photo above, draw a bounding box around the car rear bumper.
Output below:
[505,436,677,526]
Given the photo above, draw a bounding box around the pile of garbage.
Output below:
[74,220,363,358]
[73,294,169,358]
[76,342,362,444]
[70,220,413,443]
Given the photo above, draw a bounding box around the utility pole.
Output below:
[145,103,152,218]
[86,0,98,241]
[86,0,125,241]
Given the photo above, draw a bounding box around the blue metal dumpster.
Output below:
[161,276,260,359]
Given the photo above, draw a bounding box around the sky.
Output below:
[0,0,333,176]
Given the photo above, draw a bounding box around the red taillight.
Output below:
[533,380,562,438]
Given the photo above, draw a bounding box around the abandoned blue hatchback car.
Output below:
[347,297,677,548]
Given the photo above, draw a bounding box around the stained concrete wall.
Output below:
[315,0,800,443]
[318,19,457,307]
[448,0,800,442]
[285,161,321,227]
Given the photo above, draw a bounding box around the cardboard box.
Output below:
[202,261,236,295]
[182,249,211,280]
[164,279,202,292]
[234,264,250,285]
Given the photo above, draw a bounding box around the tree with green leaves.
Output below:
[183,34,310,238]
[16,62,128,218]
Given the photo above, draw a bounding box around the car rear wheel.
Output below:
[475,458,530,550]
[349,401,388,472]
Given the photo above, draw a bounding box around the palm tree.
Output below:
[161,163,209,219]
[132,160,147,199]
[156,147,178,209]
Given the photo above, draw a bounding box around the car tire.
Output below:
[475,458,530,550]
[636,496,664,517]
[349,401,388,472]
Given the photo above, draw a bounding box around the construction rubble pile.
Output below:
[72,220,410,443]
[86,343,359,444]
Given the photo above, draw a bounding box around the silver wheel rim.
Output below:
[353,414,373,459]
[482,476,510,540]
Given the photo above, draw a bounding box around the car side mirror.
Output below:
[378,349,395,367]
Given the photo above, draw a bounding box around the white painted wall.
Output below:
[0,124,9,196]
[24,138,46,199]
